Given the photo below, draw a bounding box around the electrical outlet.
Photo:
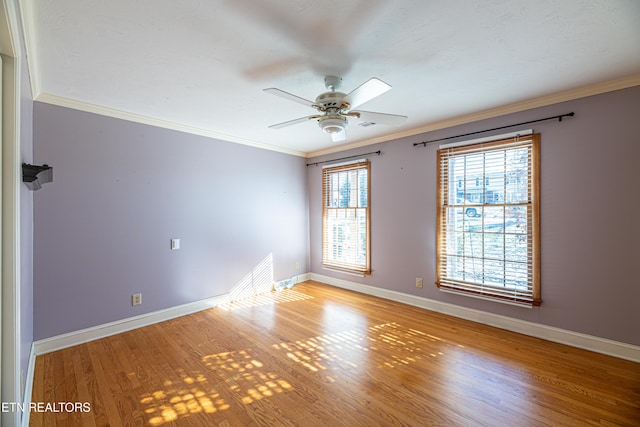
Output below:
[132,293,142,306]
[416,278,423,288]
[295,262,300,270]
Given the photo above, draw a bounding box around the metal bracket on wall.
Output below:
[22,163,53,191]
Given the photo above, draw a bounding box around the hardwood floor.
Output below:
[30,281,639,426]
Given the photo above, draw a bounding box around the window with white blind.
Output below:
[322,161,371,274]
[436,133,541,306]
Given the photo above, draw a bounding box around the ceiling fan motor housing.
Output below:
[315,90,349,134]
[315,92,348,110]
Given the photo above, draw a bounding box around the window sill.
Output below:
[321,266,368,278]
[438,285,539,308]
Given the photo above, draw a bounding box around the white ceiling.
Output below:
[23,0,640,156]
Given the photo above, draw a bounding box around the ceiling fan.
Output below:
[264,76,407,142]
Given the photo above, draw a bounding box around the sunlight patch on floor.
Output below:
[218,288,313,310]
[272,322,449,377]
[140,373,229,426]
[140,301,453,425]
[202,348,292,405]
[140,347,294,425]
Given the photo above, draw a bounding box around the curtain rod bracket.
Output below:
[559,112,575,122]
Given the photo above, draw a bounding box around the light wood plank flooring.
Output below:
[30,281,640,426]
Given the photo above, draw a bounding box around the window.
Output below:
[322,161,371,274]
[436,134,541,306]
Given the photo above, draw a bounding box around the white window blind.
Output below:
[322,161,371,274]
[436,134,541,306]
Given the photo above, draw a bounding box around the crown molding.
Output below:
[306,73,640,158]
[17,0,640,160]
[35,92,308,157]
[31,71,640,160]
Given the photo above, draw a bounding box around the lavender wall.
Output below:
[32,86,639,345]
[308,86,640,346]
[33,104,309,340]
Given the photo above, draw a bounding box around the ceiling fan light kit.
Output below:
[265,75,407,142]
[318,115,347,134]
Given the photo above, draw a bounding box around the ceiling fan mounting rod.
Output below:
[324,75,342,91]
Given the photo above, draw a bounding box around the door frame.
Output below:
[1,1,23,426]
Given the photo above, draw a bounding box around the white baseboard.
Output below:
[20,344,36,427]
[309,273,640,363]
[31,272,313,356]
[32,293,229,356]
[295,272,312,284]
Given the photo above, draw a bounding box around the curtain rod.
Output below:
[306,150,381,167]
[413,112,575,147]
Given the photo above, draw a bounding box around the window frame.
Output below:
[321,160,371,275]
[436,134,541,307]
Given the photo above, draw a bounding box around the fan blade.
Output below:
[263,88,315,107]
[341,77,391,110]
[352,110,407,126]
[331,130,347,143]
[268,116,314,129]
